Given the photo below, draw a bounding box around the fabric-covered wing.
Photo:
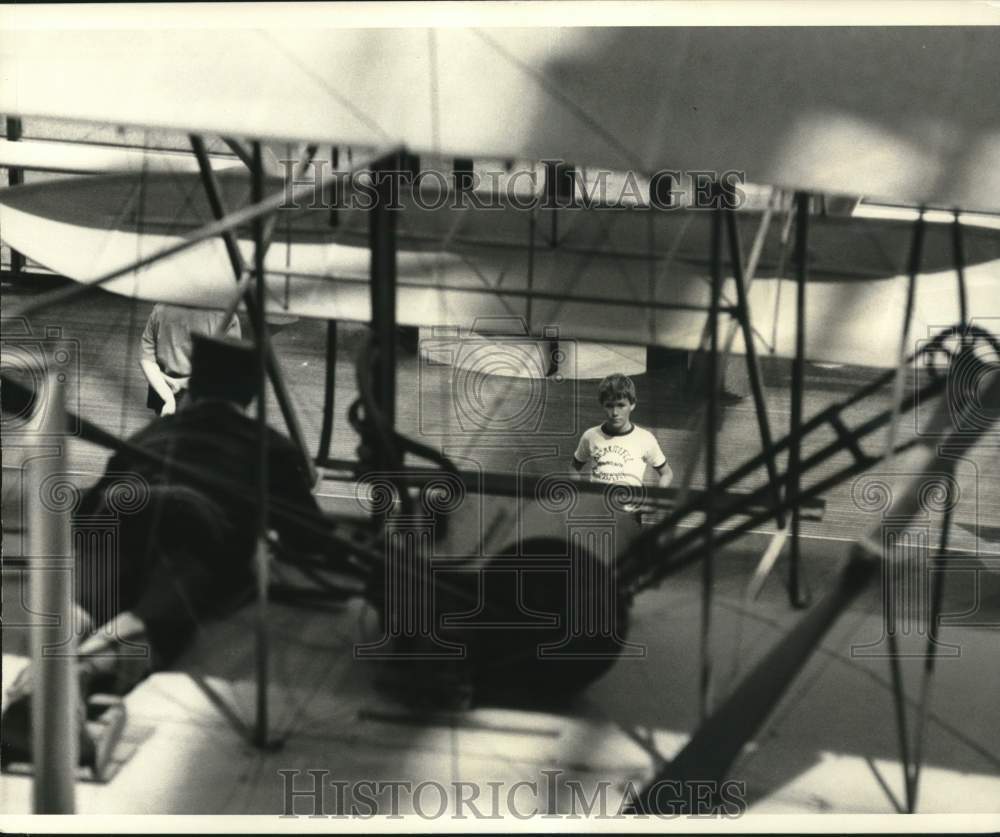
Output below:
[2,23,999,211]
[2,172,999,367]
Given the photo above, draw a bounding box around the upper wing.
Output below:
[2,21,999,210]
[2,170,998,367]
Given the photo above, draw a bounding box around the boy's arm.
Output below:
[646,432,672,488]
[653,460,673,488]
[571,432,590,476]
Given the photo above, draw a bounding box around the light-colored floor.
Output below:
[3,291,999,818]
[3,535,999,816]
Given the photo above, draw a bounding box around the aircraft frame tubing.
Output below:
[5,116,26,274]
[627,318,998,588]
[629,353,1000,815]
[188,132,317,486]
[620,331,947,578]
[787,191,812,609]
[627,550,879,815]
[250,140,274,748]
[317,320,338,463]
[882,206,927,813]
[724,205,785,531]
[620,363,954,594]
[12,143,401,319]
[699,205,722,720]
[369,153,400,443]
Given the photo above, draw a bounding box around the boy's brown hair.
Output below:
[597,373,636,405]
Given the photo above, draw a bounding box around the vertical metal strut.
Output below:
[700,204,723,721]
[29,374,76,813]
[724,208,784,529]
[5,117,26,277]
[251,141,272,748]
[317,320,338,463]
[369,153,399,443]
[883,207,925,811]
[788,192,811,609]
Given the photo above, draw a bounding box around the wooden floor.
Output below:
[5,288,1000,560]
[2,288,1000,816]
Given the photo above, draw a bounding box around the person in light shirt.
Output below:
[572,373,673,492]
[141,303,241,415]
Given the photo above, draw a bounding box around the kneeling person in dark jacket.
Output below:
[3,334,329,756]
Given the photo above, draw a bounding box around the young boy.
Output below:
[572,373,673,490]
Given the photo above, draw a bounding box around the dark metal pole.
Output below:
[725,208,785,529]
[189,135,245,277]
[952,212,968,347]
[29,374,76,813]
[788,193,811,609]
[251,141,272,748]
[700,204,722,721]
[909,500,953,811]
[317,320,338,462]
[223,137,254,169]
[188,134,317,486]
[526,207,536,332]
[369,154,399,439]
[6,117,26,276]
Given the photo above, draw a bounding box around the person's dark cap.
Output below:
[189,333,258,405]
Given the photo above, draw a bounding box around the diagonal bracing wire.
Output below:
[13,145,403,320]
[189,134,318,486]
[880,206,925,811]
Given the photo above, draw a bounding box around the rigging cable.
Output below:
[881,206,925,812]
[897,209,969,811]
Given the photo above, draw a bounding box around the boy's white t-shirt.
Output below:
[574,424,667,486]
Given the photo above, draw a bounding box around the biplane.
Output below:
[1,8,1000,822]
